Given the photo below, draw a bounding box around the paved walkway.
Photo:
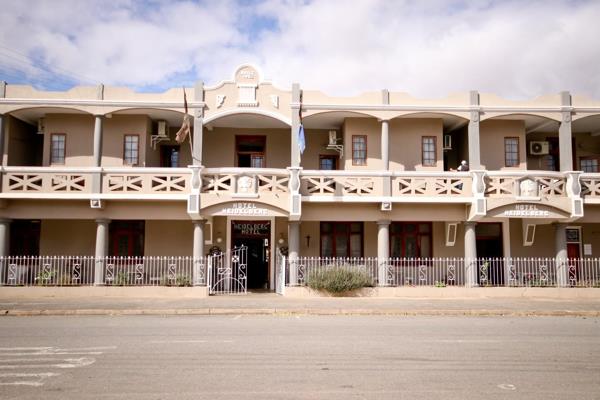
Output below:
[2,293,600,316]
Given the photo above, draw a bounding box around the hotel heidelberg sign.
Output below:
[205,202,287,217]
[488,203,568,219]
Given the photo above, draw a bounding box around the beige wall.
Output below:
[389,118,444,171]
[202,128,290,168]
[508,219,555,258]
[433,222,465,257]
[40,220,96,254]
[43,114,94,166]
[301,130,339,170]
[581,223,600,258]
[575,132,600,170]
[102,115,149,167]
[144,220,193,256]
[480,119,526,170]
[342,118,382,170]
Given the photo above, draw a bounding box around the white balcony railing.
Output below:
[201,168,290,195]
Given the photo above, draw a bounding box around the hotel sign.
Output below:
[220,202,269,216]
[503,204,550,218]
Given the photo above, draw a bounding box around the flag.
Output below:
[298,124,306,155]
[175,87,191,144]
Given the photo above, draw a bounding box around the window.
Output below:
[320,222,363,258]
[319,155,338,170]
[352,136,367,166]
[50,134,66,164]
[123,135,139,165]
[504,137,519,167]
[580,157,599,173]
[390,222,432,258]
[421,137,436,166]
[236,136,266,168]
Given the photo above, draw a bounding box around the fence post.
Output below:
[192,220,206,286]
[555,223,569,287]
[94,219,109,286]
[464,222,478,287]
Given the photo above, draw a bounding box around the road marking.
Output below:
[0,372,60,387]
[498,383,517,390]
[0,346,116,357]
[233,315,242,320]
[0,357,96,369]
[148,340,234,344]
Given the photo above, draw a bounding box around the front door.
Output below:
[231,221,270,290]
[566,227,581,284]
[110,221,145,257]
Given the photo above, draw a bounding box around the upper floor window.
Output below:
[421,136,436,166]
[504,137,519,167]
[580,157,599,173]
[352,135,367,166]
[123,135,139,165]
[319,155,338,170]
[237,135,266,168]
[320,222,363,258]
[50,134,66,165]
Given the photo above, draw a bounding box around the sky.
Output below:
[1,0,599,99]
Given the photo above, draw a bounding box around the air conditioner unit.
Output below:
[443,134,452,150]
[157,120,168,137]
[328,130,338,146]
[529,141,549,155]
[37,118,45,135]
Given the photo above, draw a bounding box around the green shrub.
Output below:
[306,267,374,294]
[160,274,192,287]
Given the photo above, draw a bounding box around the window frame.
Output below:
[123,134,140,166]
[235,135,267,168]
[50,133,66,165]
[351,135,367,166]
[389,222,433,258]
[320,222,364,258]
[580,156,600,173]
[319,154,338,170]
[421,136,437,167]
[504,137,520,167]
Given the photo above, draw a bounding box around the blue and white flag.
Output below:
[298,124,306,155]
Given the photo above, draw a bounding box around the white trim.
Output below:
[301,195,472,203]
[0,193,188,200]
[203,108,292,126]
[0,98,204,109]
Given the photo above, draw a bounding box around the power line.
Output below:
[0,43,99,85]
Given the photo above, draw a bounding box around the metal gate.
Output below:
[208,246,247,295]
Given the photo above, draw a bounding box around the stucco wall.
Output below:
[202,127,290,168]
[480,119,526,170]
[43,114,94,166]
[102,115,149,167]
[389,118,444,171]
[40,220,96,254]
[301,130,339,170]
[508,219,555,258]
[144,220,193,256]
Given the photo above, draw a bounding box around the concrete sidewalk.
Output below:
[2,293,600,317]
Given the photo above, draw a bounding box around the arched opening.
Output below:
[572,114,600,172]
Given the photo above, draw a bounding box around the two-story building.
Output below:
[1,65,599,292]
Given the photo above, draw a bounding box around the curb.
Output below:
[2,308,600,317]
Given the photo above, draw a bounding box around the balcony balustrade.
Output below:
[0,166,598,205]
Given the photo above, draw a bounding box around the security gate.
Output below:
[208,246,247,295]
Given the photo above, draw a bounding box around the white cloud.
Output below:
[1,0,600,98]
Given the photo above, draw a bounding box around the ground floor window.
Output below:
[390,222,432,258]
[320,222,363,258]
[109,221,145,257]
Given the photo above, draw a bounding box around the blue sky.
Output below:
[1,0,600,98]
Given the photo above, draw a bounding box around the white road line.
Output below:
[0,357,96,369]
[0,346,116,352]
[0,372,60,387]
[233,315,242,320]
[0,351,104,356]
[149,340,207,344]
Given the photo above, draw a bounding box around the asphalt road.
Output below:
[0,316,599,399]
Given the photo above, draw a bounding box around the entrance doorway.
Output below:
[109,221,145,257]
[476,223,504,285]
[160,145,180,168]
[236,136,266,168]
[231,220,270,290]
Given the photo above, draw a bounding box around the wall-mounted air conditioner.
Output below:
[529,141,549,155]
[328,130,338,145]
[157,120,168,137]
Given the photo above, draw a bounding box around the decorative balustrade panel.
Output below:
[200,169,290,194]
[392,176,470,197]
[4,172,90,193]
[485,175,566,197]
[104,172,189,194]
[581,174,600,198]
[300,175,381,196]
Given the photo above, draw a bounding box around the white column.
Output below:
[468,91,481,169]
[377,220,390,286]
[555,223,568,287]
[559,91,573,172]
[92,116,103,194]
[94,219,110,286]
[192,220,205,286]
[381,120,389,170]
[464,222,478,287]
[288,221,300,285]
